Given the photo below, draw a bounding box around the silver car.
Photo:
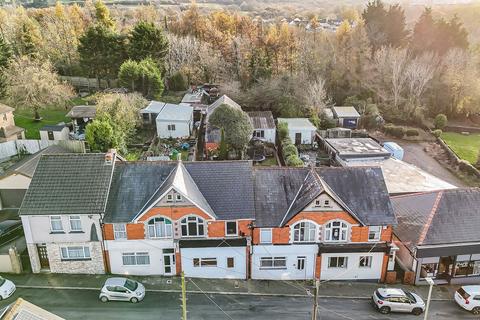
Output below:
[99,278,145,303]
[372,288,425,315]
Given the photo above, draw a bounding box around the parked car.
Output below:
[99,278,145,303]
[455,286,480,315]
[372,288,425,315]
[0,277,16,300]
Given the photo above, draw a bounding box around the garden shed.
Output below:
[277,118,317,145]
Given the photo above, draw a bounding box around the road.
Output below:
[0,288,476,320]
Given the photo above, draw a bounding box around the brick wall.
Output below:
[138,206,213,222]
[127,224,145,240]
[104,224,114,241]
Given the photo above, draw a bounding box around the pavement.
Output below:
[0,273,463,301]
[0,288,476,320]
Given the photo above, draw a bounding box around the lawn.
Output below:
[13,97,89,139]
[441,132,480,164]
[257,156,278,166]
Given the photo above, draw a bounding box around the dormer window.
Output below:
[324,221,348,242]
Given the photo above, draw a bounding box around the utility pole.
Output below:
[311,279,320,320]
[181,271,187,320]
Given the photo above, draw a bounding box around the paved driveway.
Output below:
[0,288,476,320]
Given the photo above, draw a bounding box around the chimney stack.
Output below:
[105,148,116,165]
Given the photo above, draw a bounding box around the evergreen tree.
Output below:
[118,58,164,99]
[218,127,228,160]
[128,21,169,67]
[411,8,436,54]
[94,0,115,30]
[0,37,12,98]
[385,4,409,47]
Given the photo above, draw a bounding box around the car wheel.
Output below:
[130,297,139,303]
[379,306,390,314]
[412,308,423,316]
[100,296,108,303]
[472,307,480,315]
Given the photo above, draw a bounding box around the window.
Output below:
[253,130,265,138]
[69,216,82,232]
[328,256,348,268]
[61,246,90,260]
[315,200,321,207]
[50,216,63,232]
[176,194,182,201]
[292,221,317,242]
[114,224,127,239]
[324,200,330,206]
[122,252,150,266]
[259,229,272,244]
[454,254,480,277]
[181,216,205,237]
[147,217,173,238]
[324,221,348,242]
[167,124,176,131]
[297,256,306,270]
[227,257,234,268]
[359,256,372,268]
[225,221,237,236]
[368,226,382,241]
[260,257,287,269]
[166,194,173,203]
[193,258,217,267]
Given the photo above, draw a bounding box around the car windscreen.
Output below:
[0,278,5,286]
[457,288,470,300]
[403,290,416,303]
[375,290,385,300]
[124,279,138,291]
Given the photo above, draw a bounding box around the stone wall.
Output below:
[47,242,105,274]
[26,244,41,273]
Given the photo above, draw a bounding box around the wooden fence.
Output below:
[60,76,118,92]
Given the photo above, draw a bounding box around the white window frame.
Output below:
[60,246,91,260]
[50,216,63,232]
[176,194,182,201]
[253,130,265,138]
[166,194,173,203]
[69,215,82,232]
[328,256,348,268]
[167,124,176,131]
[259,228,272,244]
[359,256,372,268]
[180,216,205,237]
[225,221,238,237]
[193,257,217,267]
[292,220,317,243]
[368,226,382,242]
[122,252,150,266]
[147,217,173,239]
[114,224,127,240]
[324,220,349,242]
[259,257,287,270]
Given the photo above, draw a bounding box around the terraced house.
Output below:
[19,152,397,282]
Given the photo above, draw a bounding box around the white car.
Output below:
[372,288,425,315]
[99,278,145,303]
[454,285,480,315]
[0,277,16,300]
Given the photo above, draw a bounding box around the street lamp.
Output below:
[423,277,435,320]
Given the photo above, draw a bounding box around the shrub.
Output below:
[168,71,187,91]
[286,154,304,167]
[283,143,298,158]
[319,112,337,130]
[432,129,442,138]
[406,128,420,137]
[278,122,289,141]
[384,125,405,138]
[282,136,292,145]
[434,114,448,130]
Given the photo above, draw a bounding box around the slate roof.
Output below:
[104,161,255,223]
[254,166,396,227]
[247,111,275,129]
[1,145,71,179]
[19,154,114,216]
[392,188,480,249]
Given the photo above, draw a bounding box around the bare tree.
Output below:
[405,51,438,114]
[305,76,329,115]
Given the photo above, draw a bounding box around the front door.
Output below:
[163,249,175,275]
[37,244,49,269]
[295,132,302,145]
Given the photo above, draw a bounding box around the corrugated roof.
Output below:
[392,188,480,248]
[19,153,115,216]
[332,106,360,118]
[66,106,96,119]
[247,111,275,129]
